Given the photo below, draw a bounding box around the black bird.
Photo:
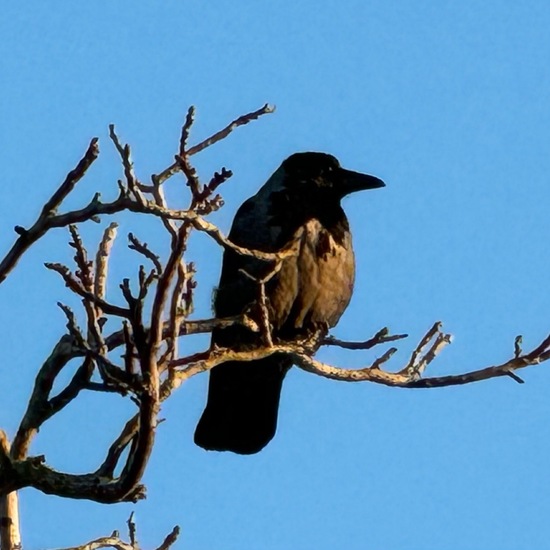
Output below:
[194,152,385,454]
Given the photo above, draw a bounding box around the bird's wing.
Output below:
[214,170,285,314]
[213,168,302,344]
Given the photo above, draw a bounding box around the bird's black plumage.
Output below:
[194,152,385,454]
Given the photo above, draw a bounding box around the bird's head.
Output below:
[281,152,385,200]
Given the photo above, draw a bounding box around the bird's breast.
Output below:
[269,219,355,333]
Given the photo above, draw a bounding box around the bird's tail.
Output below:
[194,355,291,454]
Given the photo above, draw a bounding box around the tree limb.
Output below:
[0,138,99,285]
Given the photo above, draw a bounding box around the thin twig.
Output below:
[46,263,131,318]
[109,125,146,204]
[324,327,408,350]
[128,233,162,274]
[154,103,275,184]
[104,313,260,351]
[155,526,181,550]
[176,153,202,204]
[52,518,180,550]
[0,138,100,284]
[127,512,137,547]
[187,103,275,156]
[179,106,195,154]
[95,222,119,301]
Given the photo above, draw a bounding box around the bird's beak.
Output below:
[337,168,385,197]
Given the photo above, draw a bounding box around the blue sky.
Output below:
[1,1,550,548]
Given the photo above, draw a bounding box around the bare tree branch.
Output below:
[323,326,408,350]
[179,106,195,154]
[53,513,180,550]
[95,222,119,301]
[43,139,101,215]
[154,102,275,184]
[0,138,99,285]
[11,335,85,460]
[0,434,21,550]
[166,327,550,389]
[109,126,146,205]
[46,263,131,318]
[104,314,260,351]
[155,525,181,550]
[128,233,162,274]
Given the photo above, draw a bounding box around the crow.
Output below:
[194,152,385,454]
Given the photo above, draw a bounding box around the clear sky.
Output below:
[1,1,550,549]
